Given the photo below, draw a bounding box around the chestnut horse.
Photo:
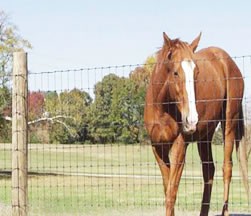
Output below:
[144,33,249,216]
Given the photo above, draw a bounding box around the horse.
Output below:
[144,32,249,216]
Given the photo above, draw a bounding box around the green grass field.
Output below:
[0,143,250,215]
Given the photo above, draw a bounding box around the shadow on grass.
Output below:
[215,214,251,216]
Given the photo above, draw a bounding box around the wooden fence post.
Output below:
[12,52,28,216]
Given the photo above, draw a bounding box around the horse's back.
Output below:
[196,46,244,100]
[195,46,232,60]
[196,46,243,79]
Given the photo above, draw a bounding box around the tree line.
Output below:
[0,57,155,144]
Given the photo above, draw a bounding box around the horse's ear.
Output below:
[190,32,202,52]
[163,32,171,47]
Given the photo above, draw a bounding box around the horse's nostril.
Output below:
[185,113,198,126]
[183,124,197,134]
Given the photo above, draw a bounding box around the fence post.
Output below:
[12,52,28,216]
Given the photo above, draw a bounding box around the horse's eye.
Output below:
[174,71,179,76]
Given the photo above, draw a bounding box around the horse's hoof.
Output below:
[221,209,229,216]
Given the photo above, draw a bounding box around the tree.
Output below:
[0,85,11,142]
[0,10,31,86]
[129,55,156,88]
[28,91,45,121]
[111,78,145,143]
[44,91,60,116]
[0,10,31,142]
[87,56,156,144]
[125,55,156,143]
[58,88,92,142]
[0,85,11,115]
[87,74,121,143]
[212,125,223,145]
[44,89,92,144]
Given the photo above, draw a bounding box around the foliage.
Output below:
[212,126,223,145]
[0,115,11,142]
[44,91,60,116]
[110,78,145,143]
[0,10,32,86]
[44,89,92,144]
[34,56,155,144]
[87,74,121,143]
[87,56,155,144]
[129,55,155,88]
[245,124,251,157]
[0,86,12,142]
[0,10,31,142]
[0,85,11,114]
[28,91,45,121]
[48,123,71,144]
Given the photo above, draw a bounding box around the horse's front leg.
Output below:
[165,134,187,216]
[152,143,174,216]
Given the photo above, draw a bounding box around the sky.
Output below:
[2,0,251,96]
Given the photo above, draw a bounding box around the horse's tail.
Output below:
[236,106,250,201]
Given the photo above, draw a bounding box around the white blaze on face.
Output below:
[181,60,198,127]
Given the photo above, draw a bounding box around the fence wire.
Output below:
[0,56,251,216]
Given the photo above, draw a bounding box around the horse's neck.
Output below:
[147,69,179,136]
[152,71,170,115]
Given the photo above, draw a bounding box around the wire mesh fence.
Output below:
[0,55,251,216]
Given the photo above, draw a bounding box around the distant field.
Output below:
[0,143,250,215]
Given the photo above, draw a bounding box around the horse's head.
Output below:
[159,32,201,134]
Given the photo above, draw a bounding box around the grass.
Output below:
[0,143,250,215]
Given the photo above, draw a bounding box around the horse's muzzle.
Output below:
[183,124,197,134]
[182,115,198,134]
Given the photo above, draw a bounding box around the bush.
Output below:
[212,127,223,145]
